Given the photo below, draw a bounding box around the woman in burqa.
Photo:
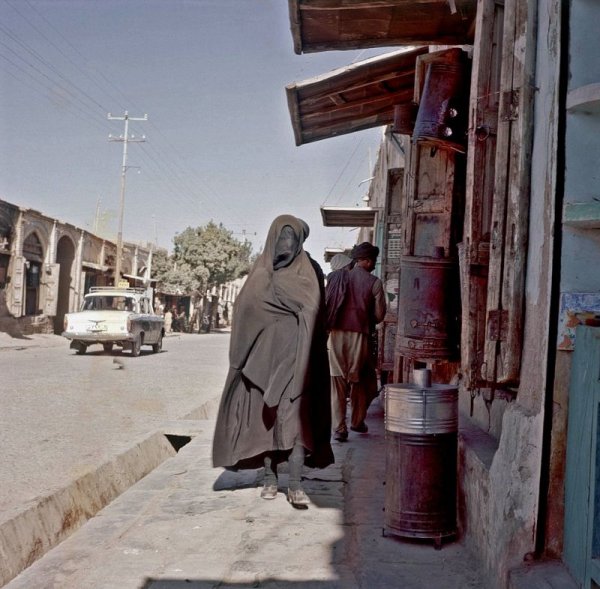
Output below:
[212,214,334,508]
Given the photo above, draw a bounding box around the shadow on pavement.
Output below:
[142,581,342,588]
[140,403,485,589]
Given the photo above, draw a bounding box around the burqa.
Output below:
[212,215,334,471]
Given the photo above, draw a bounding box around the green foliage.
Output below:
[151,249,171,276]
[154,222,252,295]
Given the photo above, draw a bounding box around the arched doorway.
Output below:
[22,232,44,316]
[54,235,75,334]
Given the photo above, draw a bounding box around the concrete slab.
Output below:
[508,560,579,589]
[4,402,487,589]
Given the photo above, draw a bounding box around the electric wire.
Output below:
[0,50,108,135]
[1,1,350,246]
[18,0,128,110]
[0,38,103,123]
[0,21,106,113]
[321,136,365,206]
[2,0,228,219]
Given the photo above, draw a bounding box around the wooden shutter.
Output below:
[379,168,403,373]
[460,0,503,389]
[9,255,25,317]
[481,0,536,385]
[42,263,60,316]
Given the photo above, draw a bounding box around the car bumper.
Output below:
[62,332,135,343]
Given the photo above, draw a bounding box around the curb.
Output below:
[0,394,220,587]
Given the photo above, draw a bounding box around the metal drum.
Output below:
[385,383,458,435]
[396,255,460,362]
[384,382,458,544]
[413,59,470,153]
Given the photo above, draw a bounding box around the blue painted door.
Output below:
[564,326,600,588]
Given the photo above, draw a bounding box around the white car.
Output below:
[62,287,164,356]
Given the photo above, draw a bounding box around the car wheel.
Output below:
[103,343,113,353]
[131,334,142,357]
[75,342,86,355]
[152,333,163,353]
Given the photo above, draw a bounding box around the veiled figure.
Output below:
[212,214,333,507]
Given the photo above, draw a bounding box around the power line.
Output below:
[322,136,365,206]
[0,21,106,112]
[1,1,259,241]
[0,50,108,134]
[18,0,127,109]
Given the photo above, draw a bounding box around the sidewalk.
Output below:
[0,331,65,351]
[4,402,485,589]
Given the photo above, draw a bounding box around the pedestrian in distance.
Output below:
[212,214,334,508]
[163,308,173,333]
[329,253,353,273]
[326,242,387,442]
[176,305,188,332]
[170,305,179,332]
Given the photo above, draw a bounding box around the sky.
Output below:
[0,0,388,270]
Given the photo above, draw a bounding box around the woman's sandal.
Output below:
[287,488,310,508]
[260,484,278,500]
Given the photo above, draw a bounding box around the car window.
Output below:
[82,297,106,310]
[82,295,137,311]
[140,299,149,313]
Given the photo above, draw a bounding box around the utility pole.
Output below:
[108,111,147,284]
[93,198,101,234]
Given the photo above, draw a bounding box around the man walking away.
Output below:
[327,242,387,442]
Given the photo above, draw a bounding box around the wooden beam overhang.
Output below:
[321,206,380,227]
[286,47,427,145]
[324,247,349,262]
[288,0,477,55]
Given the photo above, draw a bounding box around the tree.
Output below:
[154,222,252,296]
[173,222,252,288]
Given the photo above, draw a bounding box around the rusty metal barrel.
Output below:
[393,103,418,135]
[412,59,470,153]
[396,254,460,362]
[384,379,458,545]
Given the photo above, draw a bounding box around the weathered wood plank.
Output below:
[300,91,414,120]
[290,0,477,54]
[402,140,419,256]
[461,0,502,389]
[297,0,471,10]
[497,0,536,383]
[481,0,536,385]
[411,147,456,257]
[482,0,518,383]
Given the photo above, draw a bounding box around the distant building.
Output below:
[0,199,161,335]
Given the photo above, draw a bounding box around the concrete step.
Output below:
[508,560,579,589]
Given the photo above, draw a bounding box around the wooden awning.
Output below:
[286,47,427,145]
[82,260,110,272]
[324,247,349,262]
[321,206,379,227]
[123,273,158,283]
[288,0,477,54]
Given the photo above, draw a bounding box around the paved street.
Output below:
[1,331,232,585]
[1,331,486,588]
[0,332,229,523]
